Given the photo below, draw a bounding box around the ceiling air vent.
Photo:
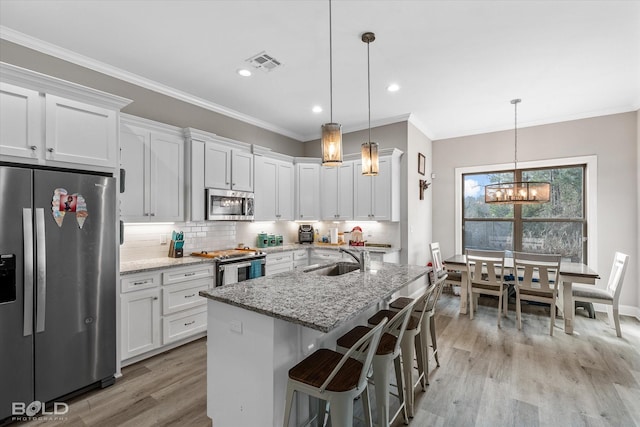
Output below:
[246,51,283,72]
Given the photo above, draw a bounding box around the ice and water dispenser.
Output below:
[0,254,16,304]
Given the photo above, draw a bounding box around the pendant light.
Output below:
[321,0,342,166]
[484,99,551,204]
[361,31,379,176]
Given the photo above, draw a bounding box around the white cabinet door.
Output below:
[353,160,373,221]
[277,161,294,220]
[120,125,149,220]
[204,142,231,189]
[320,166,338,220]
[188,139,206,222]
[121,288,161,360]
[255,157,294,220]
[0,82,41,160]
[321,162,353,220]
[45,95,117,168]
[296,163,320,220]
[150,132,184,221]
[231,150,254,192]
[254,157,278,220]
[371,157,391,220]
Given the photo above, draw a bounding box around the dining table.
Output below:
[443,254,600,334]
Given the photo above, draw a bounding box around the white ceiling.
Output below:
[1,0,639,142]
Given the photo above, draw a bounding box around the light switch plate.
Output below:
[230,320,243,334]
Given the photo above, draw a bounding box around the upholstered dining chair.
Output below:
[573,252,629,337]
[465,249,509,327]
[513,251,562,336]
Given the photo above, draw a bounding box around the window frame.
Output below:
[454,155,598,270]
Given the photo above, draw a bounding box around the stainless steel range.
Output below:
[191,249,266,287]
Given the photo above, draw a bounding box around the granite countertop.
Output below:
[200,262,429,333]
[259,243,399,254]
[120,256,214,275]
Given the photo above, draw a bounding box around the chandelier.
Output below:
[484,99,550,204]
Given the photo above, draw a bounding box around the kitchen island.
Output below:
[199,261,429,427]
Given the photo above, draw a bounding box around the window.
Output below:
[462,165,586,263]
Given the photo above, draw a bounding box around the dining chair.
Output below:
[283,317,388,427]
[430,241,462,293]
[465,249,509,326]
[513,251,562,336]
[573,251,629,337]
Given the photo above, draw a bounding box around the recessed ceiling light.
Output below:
[237,69,252,77]
[312,105,323,113]
[387,83,400,92]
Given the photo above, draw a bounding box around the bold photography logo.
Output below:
[12,400,69,419]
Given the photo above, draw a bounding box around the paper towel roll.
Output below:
[329,228,339,244]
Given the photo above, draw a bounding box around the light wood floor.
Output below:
[19,293,640,427]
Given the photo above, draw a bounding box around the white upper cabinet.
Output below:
[254,155,294,221]
[120,115,184,222]
[44,95,117,168]
[353,149,402,221]
[204,139,253,192]
[0,63,130,171]
[295,161,321,221]
[321,162,354,220]
[0,82,41,159]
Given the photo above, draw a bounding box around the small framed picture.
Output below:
[418,153,425,176]
[60,194,77,212]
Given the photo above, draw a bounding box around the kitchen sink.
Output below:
[304,262,360,276]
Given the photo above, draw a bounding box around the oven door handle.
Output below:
[233,262,252,269]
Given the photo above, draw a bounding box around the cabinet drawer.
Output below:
[162,278,210,315]
[293,249,308,261]
[266,252,293,266]
[162,306,207,345]
[121,272,161,293]
[266,263,293,276]
[162,264,214,285]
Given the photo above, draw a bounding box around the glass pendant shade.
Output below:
[485,181,551,204]
[321,123,343,166]
[361,141,379,175]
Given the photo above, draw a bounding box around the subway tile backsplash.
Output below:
[120,220,400,262]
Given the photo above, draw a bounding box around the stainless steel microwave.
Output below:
[206,188,254,221]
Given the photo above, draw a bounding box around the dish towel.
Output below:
[223,264,238,286]
[249,260,262,279]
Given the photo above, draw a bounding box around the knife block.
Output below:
[168,240,183,258]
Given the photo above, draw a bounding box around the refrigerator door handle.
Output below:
[23,208,34,337]
[35,208,46,333]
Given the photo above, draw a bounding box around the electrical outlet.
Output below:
[230,320,243,334]
[160,234,167,245]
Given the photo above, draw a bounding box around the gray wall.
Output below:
[433,112,638,313]
[407,122,432,266]
[0,40,304,156]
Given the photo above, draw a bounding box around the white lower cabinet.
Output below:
[120,263,213,364]
[310,249,343,266]
[120,286,161,360]
[266,252,294,276]
[293,249,309,269]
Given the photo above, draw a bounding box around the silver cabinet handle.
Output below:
[133,280,150,286]
[30,145,38,151]
[150,213,155,217]
[184,272,196,277]
[23,209,34,337]
[35,208,46,333]
[153,296,159,300]
[47,148,54,153]
[184,320,196,326]
[184,294,196,298]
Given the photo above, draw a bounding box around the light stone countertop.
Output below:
[259,243,399,254]
[120,256,214,275]
[200,261,429,333]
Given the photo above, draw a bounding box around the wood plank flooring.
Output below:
[18,293,640,427]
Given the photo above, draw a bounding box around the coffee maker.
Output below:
[298,224,314,243]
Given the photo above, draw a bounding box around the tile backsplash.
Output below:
[120,220,400,262]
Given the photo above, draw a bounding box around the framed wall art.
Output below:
[418,153,425,175]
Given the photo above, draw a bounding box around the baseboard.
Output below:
[593,303,640,320]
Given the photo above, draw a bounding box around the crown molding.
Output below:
[1,26,305,141]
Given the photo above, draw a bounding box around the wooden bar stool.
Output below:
[370,280,439,417]
[283,318,387,427]
[336,301,416,427]
[387,273,447,388]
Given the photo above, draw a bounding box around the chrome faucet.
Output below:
[339,248,369,271]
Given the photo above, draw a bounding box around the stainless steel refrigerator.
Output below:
[0,165,116,421]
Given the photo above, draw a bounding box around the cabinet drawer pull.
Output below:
[133,280,150,286]
[184,320,196,326]
[47,148,54,153]
[184,272,196,277]
[153,297,158,300]
[184,294,196,298]
[30,145,38,151]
